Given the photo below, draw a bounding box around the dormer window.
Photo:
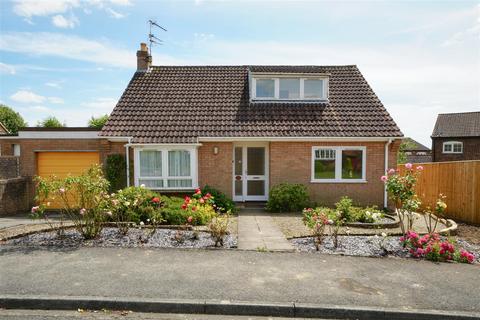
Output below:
[251,74,328,101]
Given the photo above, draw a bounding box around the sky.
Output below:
[0,0,479,146]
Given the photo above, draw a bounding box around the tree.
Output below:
[0,104,27,133]
[397,138,417,164]
[88,115,109,129]
[37,116,65,128]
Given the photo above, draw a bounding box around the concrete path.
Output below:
[237,209,294,251]
[0,246,479,316]
[0,213,65,230]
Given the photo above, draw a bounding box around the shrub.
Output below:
[33,165,111,239]
[160,189,216,226]
[401,231,475,264]
[333,197,383,223]
[302,207,335,250]
[208,213,230,247]
[110,186,163,234]
[266,183,310,213]
[202,185,237,213]
[335,196,354,222]
[105,154,127,192]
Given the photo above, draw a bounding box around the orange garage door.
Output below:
[37,152,100,209]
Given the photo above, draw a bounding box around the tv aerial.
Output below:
[148,20,167,58]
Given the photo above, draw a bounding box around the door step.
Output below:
[235,202,267,210]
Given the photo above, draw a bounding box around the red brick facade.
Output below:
[0,137,400,208]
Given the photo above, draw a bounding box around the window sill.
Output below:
[310,180,367,184]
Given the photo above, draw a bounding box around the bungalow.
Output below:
[0,43,403,209]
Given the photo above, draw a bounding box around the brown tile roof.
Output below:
[403,137,430,151]
[432,111,480,138]
[100,65,403,143]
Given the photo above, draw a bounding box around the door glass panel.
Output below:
[247,180,265,196]
[247,147,265,175]
[234,147,243,196]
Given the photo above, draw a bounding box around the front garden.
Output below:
[265,168,478,264]
[10,165,237,249]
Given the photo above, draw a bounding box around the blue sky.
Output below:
[0,0,479,146]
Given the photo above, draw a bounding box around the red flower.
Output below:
[187,216,193,223]
[205,193,212,199]
[184,196,191,202]
[191,206,197,211]
[181,204,187,210]
[195,188,201,194]
[152,197,160,203]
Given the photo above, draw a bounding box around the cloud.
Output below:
[29,105,52,112]
[10,90,46,104]
[82,97,117,110]
[45,82,62,89]
[442,23,480,47]
[51,14,79,28]
[0,62,16,75]
[105,7,125,19]
[12,0,79,18]
[47,97,64,104]
[0,32,136,68]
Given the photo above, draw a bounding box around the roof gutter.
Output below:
[198,136,401,142]
[125,137,132,187]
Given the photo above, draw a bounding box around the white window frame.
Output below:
[134,145,198,190]
[252,76,328,101]
[13,144,21,156]
[311,146,367,183]
[442,141,463,154]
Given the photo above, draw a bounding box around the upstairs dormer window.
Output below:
[251,75,328,101]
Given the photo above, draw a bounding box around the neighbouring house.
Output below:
[0,43,403,209]
[402,138,432,163]
[431,111,480,162]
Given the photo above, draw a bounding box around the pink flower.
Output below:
[111,199,119,206]
[388,168,396,175]
[380,175,388,182]
[416,165,424,171]
[31,206,39,213]
[59,188,65,194]
[199,198,205,204]
[187,216,193,223]
[195,188,201,194]
[405,163,413,169]
[191,206,197,212]
[79,208,86,215]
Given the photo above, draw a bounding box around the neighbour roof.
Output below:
[431,111,480,138]
[19,127,99,132]
[406,154,432,164]
[403,137,430,151]
[100,65,403,143]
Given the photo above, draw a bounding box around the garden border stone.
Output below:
[0,295,478,320]
[345,214,400,229]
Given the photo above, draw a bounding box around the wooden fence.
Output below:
[398,160,480,224]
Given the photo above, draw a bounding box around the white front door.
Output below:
[233,143,269,202]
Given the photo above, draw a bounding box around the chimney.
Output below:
[136,42,151,71]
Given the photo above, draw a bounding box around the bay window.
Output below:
[135,146,197,189]
[312,146,366,182]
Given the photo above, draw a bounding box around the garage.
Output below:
[37,152,100,209]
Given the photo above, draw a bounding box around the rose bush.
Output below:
[401,231,475,264]
[302,207,335,250]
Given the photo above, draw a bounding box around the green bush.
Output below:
[105,154,127,192]
[266,183,310,213]
[202,185,237,213]
[334,196,384,223]
[110,186,162,227]
[335,196,354,222]
[160,195,215,226]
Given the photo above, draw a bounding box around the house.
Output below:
[431,111,480,162]
[402,138,432,163]
[0,43,403,209]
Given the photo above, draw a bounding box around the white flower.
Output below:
[124,201,130,206]
[146,219,150,222]
[140,184,145,188]
[381,232,387,237]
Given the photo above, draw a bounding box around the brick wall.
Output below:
[0,177,32,215]
[198,142,233,195]
[432,137,480,162]
[0,156,19,179]
[269,140,400,208]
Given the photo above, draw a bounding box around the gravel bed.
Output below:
[6,227,237,249]
[291,235,480,263]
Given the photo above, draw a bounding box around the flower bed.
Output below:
[6,227,237,249]
[345,214,399,229]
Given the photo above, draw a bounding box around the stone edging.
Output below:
[0,295,478,320]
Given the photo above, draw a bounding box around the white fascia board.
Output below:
[129,143,202,147]
[198,136,401,142]
[18,131,100,139]
[105,136,133,142]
